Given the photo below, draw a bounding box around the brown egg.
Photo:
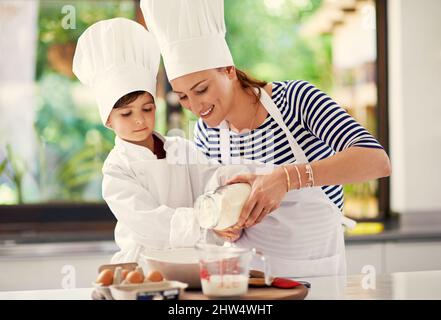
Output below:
[96,269,113,286]
[126,270,144,284]
[121,269,129,280]
[146,270,164,282]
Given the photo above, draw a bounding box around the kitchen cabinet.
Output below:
[345,243,384,274]
[0,254,113,291]
[384,241,441,273]
[346,241,441,275]
[0,241,116,291]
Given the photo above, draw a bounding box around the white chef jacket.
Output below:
[102,132,244,263]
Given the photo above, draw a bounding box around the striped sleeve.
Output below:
[193,119,210,157]
[289,80,384,152]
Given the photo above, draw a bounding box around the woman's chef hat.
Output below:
[140,0,234,81]
[72,18,160,126]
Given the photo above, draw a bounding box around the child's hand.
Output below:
[213,227,243,242]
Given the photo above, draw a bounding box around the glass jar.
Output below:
[194,183,251,231]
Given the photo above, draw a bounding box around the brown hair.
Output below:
[113,90,147,109]
[235,68,267,103]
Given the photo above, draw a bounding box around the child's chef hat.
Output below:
[72,18,160,126]
[141,0,234,81]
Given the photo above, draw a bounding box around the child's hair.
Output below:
[113,90,147,109]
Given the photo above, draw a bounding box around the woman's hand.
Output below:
[213,227,243,242]
[226,166,288,229]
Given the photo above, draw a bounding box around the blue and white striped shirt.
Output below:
[194,80,384,211]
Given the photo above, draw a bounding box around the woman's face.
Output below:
[171,67,236,127]
[106,92,156,143]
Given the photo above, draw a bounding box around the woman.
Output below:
[141,0,391,277]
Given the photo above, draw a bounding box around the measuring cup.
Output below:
[195,242,271,298]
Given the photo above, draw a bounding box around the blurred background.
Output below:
[0,0,381,217]
[1,0,441,291]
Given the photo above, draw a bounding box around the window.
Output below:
[306,0,389,221]
[0,0,389,241]
[0,0,140,240]
[300,0,388,220]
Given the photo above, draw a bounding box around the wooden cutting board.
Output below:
[181,285,308,300]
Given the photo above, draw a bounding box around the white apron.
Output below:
[218,88,354,278]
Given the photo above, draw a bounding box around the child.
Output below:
[73,18,243,264]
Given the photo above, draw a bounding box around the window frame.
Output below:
[373,0,391,223]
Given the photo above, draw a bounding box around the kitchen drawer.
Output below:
[0,254,113,291]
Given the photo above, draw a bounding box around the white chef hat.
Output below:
[141,0,234,81]
[72,18,160,126]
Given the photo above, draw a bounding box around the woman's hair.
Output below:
[114,68,266,108]
[113,90,147,109]
[235,68,268,103]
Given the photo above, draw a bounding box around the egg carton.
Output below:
[92,262,188,300]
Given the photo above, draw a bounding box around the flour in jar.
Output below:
[195,183,251,231]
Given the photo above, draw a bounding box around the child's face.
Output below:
[106,92,156,143]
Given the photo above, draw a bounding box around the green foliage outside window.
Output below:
[225,0,330,89]
[0,1,135,204]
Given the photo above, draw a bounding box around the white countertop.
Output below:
[301,270,441,299]
[1,270,440,300]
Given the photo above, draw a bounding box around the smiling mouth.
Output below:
[200,105,214,118]
[134,127,148,133]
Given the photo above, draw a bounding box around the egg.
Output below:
[126,270,144,284]
[96,269,113,286]
[121,269,129,280]
[146,270,164,282]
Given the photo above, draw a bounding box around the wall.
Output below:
[0,1,40,203]
[388,0,441,214]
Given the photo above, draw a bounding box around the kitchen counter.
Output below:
[301,270,441,299]
[3,230,441,259]
[1,270,440,300]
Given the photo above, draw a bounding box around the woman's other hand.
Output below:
[226,166,287,229]
[213,227,243,242]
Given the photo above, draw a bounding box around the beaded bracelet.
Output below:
[305,164,315,188]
